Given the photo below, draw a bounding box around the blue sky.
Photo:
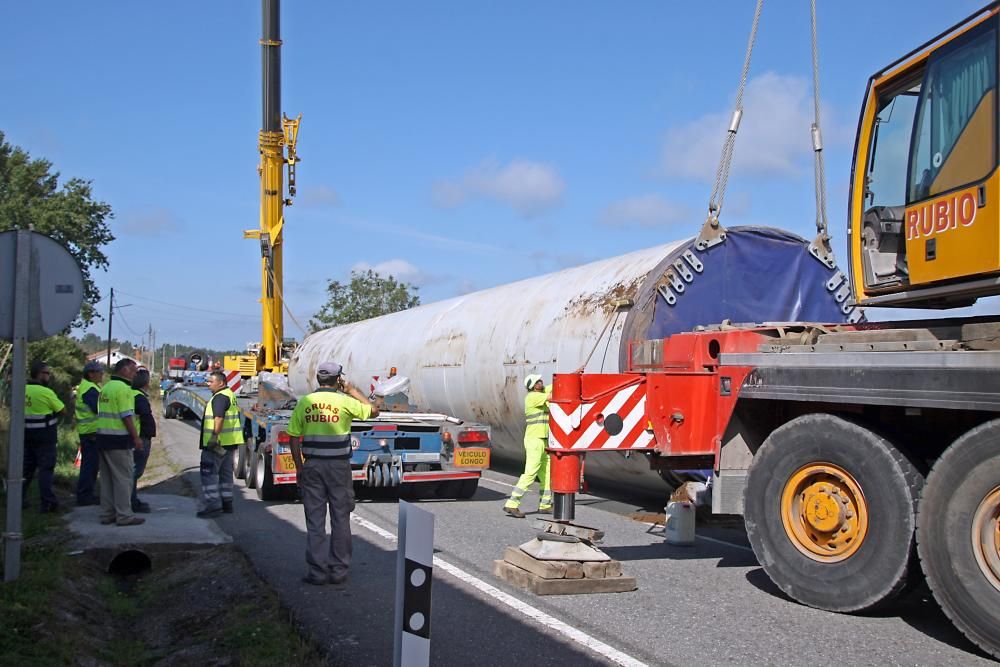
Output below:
[1,0,991,351]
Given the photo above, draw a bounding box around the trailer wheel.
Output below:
[438,478,479,499]
[917,419,1000,660]
[457,478,479,499]
[246,449,258,489]
[744,413,923,613]
[256,454,280,501]
[235,445,247,481]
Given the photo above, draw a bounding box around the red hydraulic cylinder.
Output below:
[550,371,584,522]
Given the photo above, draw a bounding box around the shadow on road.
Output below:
[602,541,757,568]
[743,567,987,661]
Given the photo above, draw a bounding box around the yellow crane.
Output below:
[229,0,300,376]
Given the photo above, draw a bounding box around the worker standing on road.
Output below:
[24,361,67,512]
[74,360,104,506]
[130,369,156,513]
[503,374,553,518]
[95,359,145,526]
[197,371,244,518]
[288,362,379,586]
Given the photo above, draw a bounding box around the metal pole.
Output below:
[106,287,114,367]
[4,230,32,582]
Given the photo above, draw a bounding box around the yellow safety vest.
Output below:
[96,377,135,445]
[25,382,64,440]
[75,378,100,436]
[202,387,244,447]
[524,385,552,439]
[287,388,371,459]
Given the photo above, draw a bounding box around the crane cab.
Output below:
[850,3,999,308]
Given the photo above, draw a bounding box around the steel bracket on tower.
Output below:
[694,213,727,252]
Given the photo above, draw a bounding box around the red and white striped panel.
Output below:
[549,382,654,450]
[225,370,242,394]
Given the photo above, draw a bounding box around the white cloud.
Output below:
[300,185,340,208]
[599,194,690,228]
[118,208,182,237]
[662,72,841,182]
[350,259,446,287]
[433,158,565,217]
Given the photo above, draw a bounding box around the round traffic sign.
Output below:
[0,230,85,342]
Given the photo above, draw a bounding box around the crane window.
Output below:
[908,23,997,203]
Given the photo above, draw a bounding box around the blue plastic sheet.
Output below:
[647,226,848,339]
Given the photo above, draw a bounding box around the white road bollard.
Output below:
[665,501,696,546]
[393,501,434,667]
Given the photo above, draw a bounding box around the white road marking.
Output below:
[479,475,516,489]
[350,514,648,667]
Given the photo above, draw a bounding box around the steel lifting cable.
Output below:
[265,264,309,336]
[695,0,764,251]
[807,0,837,268]
[707,0,764,222]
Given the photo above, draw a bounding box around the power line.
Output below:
[113,294,140,337]
[116,290,259,319]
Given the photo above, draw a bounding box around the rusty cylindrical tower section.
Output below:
[291,227,858,493]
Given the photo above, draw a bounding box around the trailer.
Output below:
[163,374,492,502]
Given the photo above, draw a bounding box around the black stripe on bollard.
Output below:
[402,558,432,639]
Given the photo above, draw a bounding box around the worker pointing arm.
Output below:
[288,361,377,586]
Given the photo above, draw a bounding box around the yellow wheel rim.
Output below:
[972,485,1000,593]
[781,462,869,563]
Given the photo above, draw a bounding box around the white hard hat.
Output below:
[524,374,543,390]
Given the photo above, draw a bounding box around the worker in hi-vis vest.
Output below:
[24,361,66,512]
[289,361,378,586]
[74,360,104,506]
[197,370,244,518]
[503,374,553,518]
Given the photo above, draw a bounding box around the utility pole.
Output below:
[150,326,156,373]
[106,286,114,367]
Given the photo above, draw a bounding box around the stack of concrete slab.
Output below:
[493,520,636,595]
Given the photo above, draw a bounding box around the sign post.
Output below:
[393,500,434,667]
[0,230,84,582]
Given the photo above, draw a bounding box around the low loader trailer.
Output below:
[163,378,492,502]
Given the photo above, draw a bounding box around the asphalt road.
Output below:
[158,417,994,666]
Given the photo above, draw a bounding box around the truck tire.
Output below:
[916,419,1000,660]
[256,453,280,501]
[457,478,479,499]
[744,413,923,613]
[438,478,479,499]
[235,444,247,480]
[246,449,259,489]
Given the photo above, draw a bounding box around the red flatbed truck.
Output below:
[548,5,1000,659]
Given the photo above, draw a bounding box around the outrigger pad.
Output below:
[519,537,610,562]
[532,518,605,543]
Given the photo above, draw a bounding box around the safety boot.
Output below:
[503,506,526,519]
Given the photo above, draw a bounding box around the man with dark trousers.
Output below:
[24,361,66,512]
[131,368,156,513]
[289,362,378,585]
[197,371,244,518]
[75,360,104,506]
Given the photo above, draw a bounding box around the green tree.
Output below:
[310,269,420,331]
[0,131,114,327]
[27,335,86,407]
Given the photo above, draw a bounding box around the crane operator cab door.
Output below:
[850,7,999,309]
